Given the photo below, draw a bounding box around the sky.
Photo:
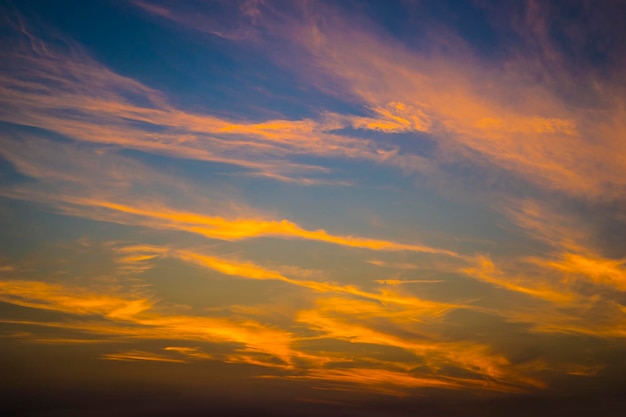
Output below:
[1,0,626,415]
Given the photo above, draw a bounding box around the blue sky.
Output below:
[1,1,626,415]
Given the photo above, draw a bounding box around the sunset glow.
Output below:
[1,1,626,416]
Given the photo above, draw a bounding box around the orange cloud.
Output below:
[102,350,187,363]
[0,76,327,180]
[458,200,626,338]
[375,279,444,285]
[0,131,456,258]
[25,3,601,206]
[164,346,214,360]
[367,260,418,269]
[0,280,153,320]
[270,3,626,199]
[0,279,299,366]
[0,170,457,255]
[294,297,538,388]
[504,200,626,292]
[112,244,169,275]
[346,102,431,133]
[0,17,408,186]
[288,368,460,396]
[530,253,626,291]
[462,255,575,305]
[176,250,462,313]
[0,273,552,393]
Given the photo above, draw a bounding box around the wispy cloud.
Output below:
[0,13,419,186]
[284,368,463,396]
[504,200,626,293]
[112,244,169,275]
[462,255,575,305]
[0,280,153,320]
[150,0,624,200]
[102,350,188,363]
[2,190,459,255]
[375,279,444,285]
[164,346,214,360]
[0,279,299,367]
[0,270,537,394]
[453,199,626,338]
[0,133,456,255]
[176,250,463,312]
[121,0,626,200]
[295,297,526,385]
